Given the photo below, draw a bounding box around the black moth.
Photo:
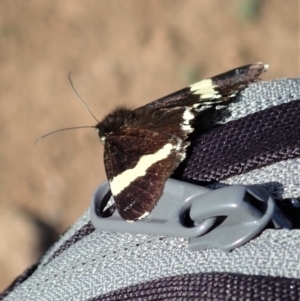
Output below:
[95,63,268,222]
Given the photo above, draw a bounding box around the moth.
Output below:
[39,63,268,222]
[95,63,268,221]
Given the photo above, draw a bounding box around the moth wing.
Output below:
[104,127,188,221]
[139,63,268,110]
[132,63,268,144]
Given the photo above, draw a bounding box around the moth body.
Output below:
[95,63,268,221]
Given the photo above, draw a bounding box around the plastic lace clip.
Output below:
[90,178,292,252]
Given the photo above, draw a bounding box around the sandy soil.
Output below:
[0,0,298,291]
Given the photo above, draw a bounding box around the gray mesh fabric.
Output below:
[4,230,300,301]
[209,78,300,198]
[220,78,300,123]
[210,158,300,199]
[89,273,300,301]
[3,77,300,301]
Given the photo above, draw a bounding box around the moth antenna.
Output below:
[35,125,96,146]
[68,72,99,123]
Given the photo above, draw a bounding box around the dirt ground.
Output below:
[0,0,298,291]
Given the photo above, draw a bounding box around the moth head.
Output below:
[95,127,106,144]
[96,107,136,144]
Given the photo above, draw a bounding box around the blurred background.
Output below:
[0,0,298,290]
